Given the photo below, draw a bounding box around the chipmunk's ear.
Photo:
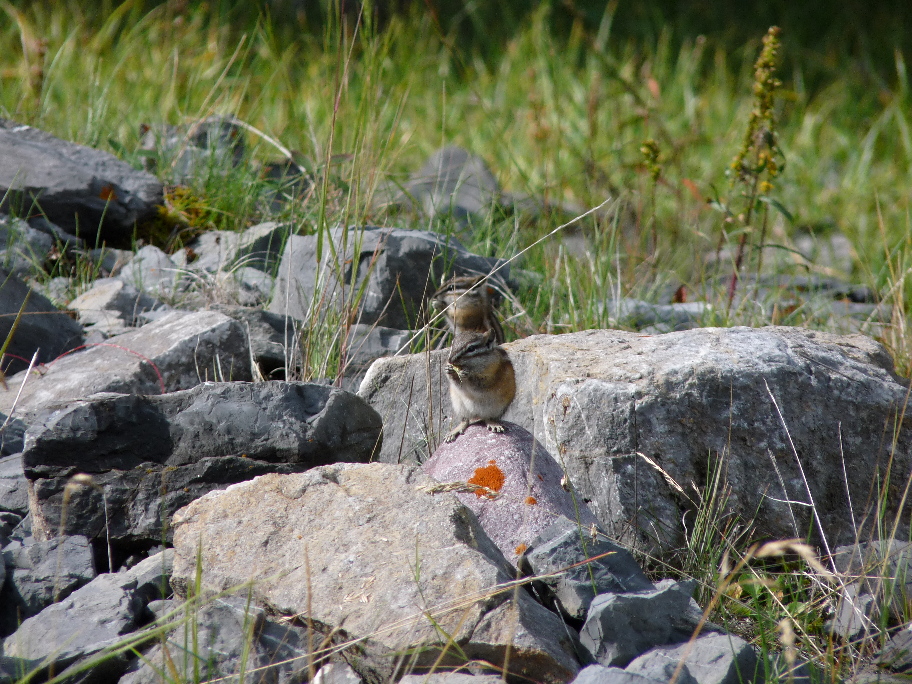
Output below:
[483,329,496,345]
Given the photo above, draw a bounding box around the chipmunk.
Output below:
[444,329,516,443]
[431,275,505,344]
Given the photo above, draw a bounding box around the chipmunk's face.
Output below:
[448,329,497,371]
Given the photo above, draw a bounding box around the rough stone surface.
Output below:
[360,327,912,554]
[0,310,251,423]
[625,633,759,684]
[580,580,700,667]
[0,119,163,243]
[313,662,364,684]
[22,381,382,546]
[879,624,912,672]
[571,666,670,684]
[399,674,504,684]
[268,226,506,332]
[523,516,653,621]
[188,221,287,273]
[118,245,181,297]
[0,215,54,278]
[210,304,296,378]
[0,268,84,375]
[139,116,246,183]
[423,422,599,561]
[2,551,171,678]
[121,595,310,684]
[68,277,160,337]
[0,454,27,514]
[170,463,580,683]
[0,535,96,635]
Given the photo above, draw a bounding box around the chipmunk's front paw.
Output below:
[444,421,468,443]
[445,363,460,380]
[485,420,506,434]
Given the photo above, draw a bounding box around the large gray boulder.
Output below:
[624,633,759,684]
[170,463,581,683]
[0,119,163,244]
[0,268,84,375]
[185,221,287,274]
[359,327,912,554]
[22,381,382,547]
[0,309,251,424]
[268,225,506,331]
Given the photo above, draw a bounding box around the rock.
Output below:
[342,323,413,388]
[374,146,501,229]
[359,327,912,555]
[0,215,54,278]
[268,226,506,332]
[0,455,27,514]
[423,422,599,561]
[68,278,161,337]
[313,662,364,684]
[0,309,251,424]
[170,463,581,683]
[209,305,296,379]
[120,595,309,684]
[0,119,163,244]
[571,665,671,684]
[399,674,503,684]
[879,623,912,672]
[23,381,381,549]
[139,116,246,183]
[29,275,72,308]
[828,540,912,641]
[580,580,700,667]
[117,245,182,297]
[603,299,710,333]
[86,247,133,277]
[187,221,287,273]
[625,633,759,684]
[0,268,84,375]
[0,535,96,636]
[522,516,653,621]
[2,550,172,680]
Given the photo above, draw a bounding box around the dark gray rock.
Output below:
[603,298,710,333]
[523,516,653,620]
[0,454,27,513]
[85,247,133,277]
[210,304,296,378]
[0,309,252,425]
[0,416,27,456]
[0,535,96,635]
[23,381,382,546]
[0,511,20,541]
[399,675,502,684]
[121,595,309,684]
[580,580,700,667]
[625,633,759,684]
[0,119,163,244]
[268,225,506,332]
[139,116,246,183]
[0,267,84,375]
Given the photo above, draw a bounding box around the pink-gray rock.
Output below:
[423,422,599,561]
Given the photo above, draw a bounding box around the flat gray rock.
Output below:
[0,454,27,513]
[0,119,162,243]
[171,463,580,683]
[625,633,759,684]
[0,309,251,423]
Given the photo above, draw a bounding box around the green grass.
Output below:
[2,2,912,681]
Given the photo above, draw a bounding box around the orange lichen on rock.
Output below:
[467,461,505,498]
[515,543,528,555]
[525,496,537,505]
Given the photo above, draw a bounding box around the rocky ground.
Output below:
[0,118,910,683]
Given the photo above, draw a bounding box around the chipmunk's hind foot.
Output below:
[484,420,506,434]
